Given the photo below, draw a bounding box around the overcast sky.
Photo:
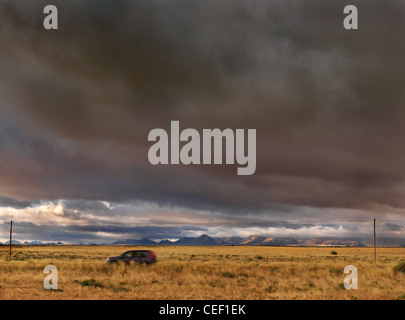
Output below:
[0,0,404,243]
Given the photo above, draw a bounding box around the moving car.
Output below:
[106,250,157,265]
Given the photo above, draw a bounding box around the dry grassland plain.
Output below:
[0,245,403,300]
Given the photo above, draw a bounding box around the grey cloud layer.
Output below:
[5,221,206,242]
[0,0,405,218]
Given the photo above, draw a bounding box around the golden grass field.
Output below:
[0,245,403,300]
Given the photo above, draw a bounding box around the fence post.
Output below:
[9,220,12,261]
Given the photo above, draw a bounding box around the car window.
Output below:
[121,252,132,257]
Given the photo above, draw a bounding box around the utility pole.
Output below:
[9,220,12,261]
[373,218,376,263]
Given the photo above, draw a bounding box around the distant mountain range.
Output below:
[1,240,64,245]
[3,235,405,247]
[112,238,156,245]
[110,234,405,247]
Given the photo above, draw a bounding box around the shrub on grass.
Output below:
[265,282,278,293]
[335,283,345,290]
[393,262,405,274]
[113,287,130,293]
[79,279,104,288]
[221,272,235,278]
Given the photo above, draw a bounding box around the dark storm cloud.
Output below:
[1,218,363,243]
[0,196,34,209]
[0,0,405,218]
[383,223,404,232]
